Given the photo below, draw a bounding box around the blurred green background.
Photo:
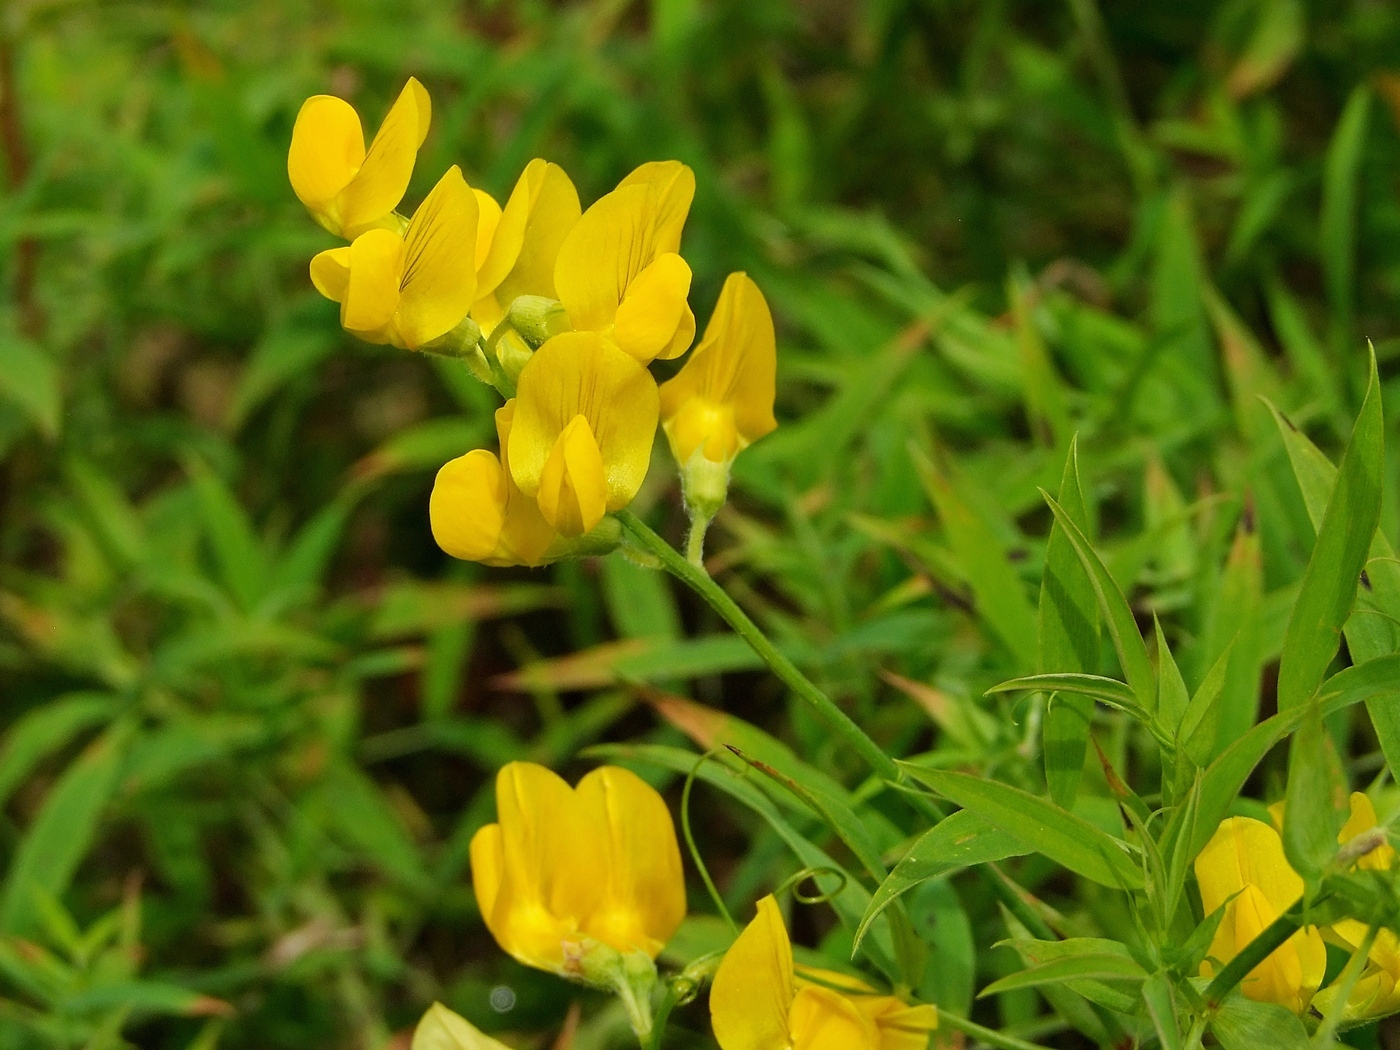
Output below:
[3,0,1400,1047]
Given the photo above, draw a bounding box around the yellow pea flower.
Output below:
[710,895,937,1050]
[410,1002,510,1050]
[430,401,560,567]
[470,761,685,984]
[1312,793,1400,1022]
[660,272,777,518]
[472,158,583,328]
[552,160,697,363]
[288,78,430,238]
[507,332,660,536]
[1194,816,1326,1014]
[309,166,479,350]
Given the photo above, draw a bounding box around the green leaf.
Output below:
[997,933,1141,1013]
[1210,994,1309,1050]
[1042,492,1156,710]
[1319,87,1371,348]
[914,445,1038,667]
[1,725,131,934]
[0,694,118,809]
[1270,397,1400,774]
[63,981,230,1018]
[185,458,270,612]
[1282,701,1347,882]
[0,333,60,438]
[315,762,429,893]
[855,810,1027,951]
[1153,616,1188,737]
[897,764,1144,889]
[601,554,682,641]
[1039,437,1099,807]
[1201,516,1264,754]
[1275,352,1383,712]
[1141,970,1182,1050]
[226,325,336,429]
[979,950,1145,998]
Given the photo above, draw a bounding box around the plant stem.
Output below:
[937,1010,1060,1050]
[643,987,679,1050]
[1183,1014,1208,1050]
[684,512,711,567]
[617,509,897,782]
[616,509,1062,947]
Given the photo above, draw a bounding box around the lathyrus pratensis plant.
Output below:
[292,82,1400,1050]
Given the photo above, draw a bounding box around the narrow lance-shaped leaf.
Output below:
[1320,87,1371,352]
[1039,437,1100,807]
[1281,700,1347,884]
[898,764,1144,890]
[1275,350,1383,713]
[1042,491,1155,709]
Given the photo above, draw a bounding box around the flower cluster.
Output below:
[288,80,777,567]
[1194,792,1398,1019]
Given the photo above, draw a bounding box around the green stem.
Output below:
[617,509,897,782]
[1205,903,1310,1005]
[616,509,1062,947]
[1183,1014,1208,1050]
[643,987,680,1050]
[937,1010,1060,1050]
[684,512,711,568]
[1312,923,1376,1048]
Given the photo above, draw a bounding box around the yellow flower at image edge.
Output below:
[1194,816,1325,1014]
[310,166,479,350]
[288,77,430,238]
[711,896,937,1050]
[508,332,660,536]
[470,761,686,977]
[411,1002,510,1050]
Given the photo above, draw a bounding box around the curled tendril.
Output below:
[774,865,849,906]
[683,748,738,932]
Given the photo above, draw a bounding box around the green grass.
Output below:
[3,1,1400,1047]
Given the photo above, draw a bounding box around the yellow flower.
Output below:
[430,401,560,567]
[660,271,777,476]
[710,895,937,1050]
[470,762,686,977]
[288,78,431,238]
[507,332,660,536]
[310,166,479,350]
[410,1002,510,1050]
[1194,816,1326,1014]
[470,158,582,330]
[552,160,697,363]
[1312,793,1400,1021]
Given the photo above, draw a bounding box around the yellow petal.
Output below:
[310,247,352,303]
[616,160,695,256]
[288,95,365,211]
[486,762,595,973]
[491,401,561,566]
[492,160,582,305]
[509,332,660,513]
[338,77,431,235]
[474,189,503,275]
[612,252,693,363]
[411,1002,512,1050]
[574,766,686,957]
[469,822,505,949]
[659,300,697,362]
[789,986,879,1050]
[536,415,609,537]
[397,166,480,349]
[710,895,794,1050]
[1340,791,1396,870]
[660,272,777,463]
[341,228,405,340]
[869,1002,939,1050]
[1195,816,1303,918]
[429,450,507,562]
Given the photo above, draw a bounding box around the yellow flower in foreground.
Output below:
[288,78,430,238]
[470,762,685,977]
[430,401,559,567]
[471,158,582,329]
[1195,816,1326,1014]
[660,271,777,483]
[1313,793,1400,1022]
[411,1003,509,1050]
[552,160,697,363]
[711,896,937,1050]
[310,166,479,350]
[507,332,660,536]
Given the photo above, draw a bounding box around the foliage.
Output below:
[3,1,1400,1048]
